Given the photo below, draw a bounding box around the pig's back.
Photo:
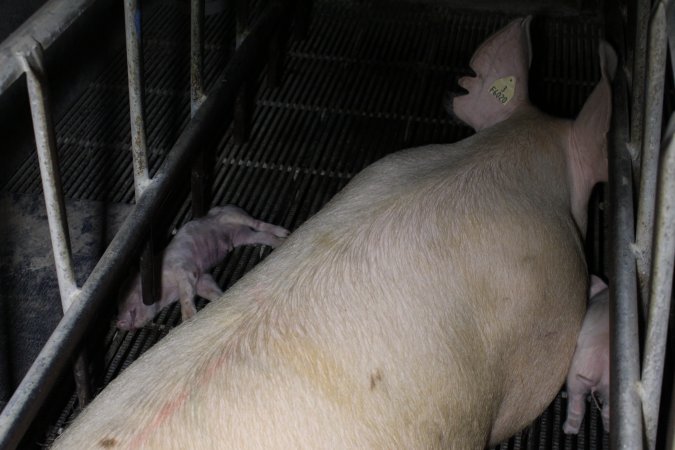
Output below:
[53,116,586,449]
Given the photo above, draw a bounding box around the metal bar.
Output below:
[190,0,206,116]
[123,0,150,197]
[190,0,211,217]
[140,232,161,306]
[635,1,667,317]
[0,0,101,94]
[667,1,675,83]
[16,42,79,311]
[630,0,651,165]
[0,3,289,447]
[608,59,643,450]
[191,147,214,217]
[17,39,92,412]
[124,0,160,306]
[641,113,675,450]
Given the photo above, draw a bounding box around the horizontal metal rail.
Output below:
[0,1,290,447]
[0,0,102,95]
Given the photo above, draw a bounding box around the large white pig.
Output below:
[53,17,615,449]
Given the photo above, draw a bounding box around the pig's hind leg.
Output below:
[196,273,224,301]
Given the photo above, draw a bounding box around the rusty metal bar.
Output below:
[640,112,675,450]
[17,38,92,414]
[0,3,289,446]
[608,58,644,450]
[635,1,667,317]
[16,42,79,311]
[123,0,150,197]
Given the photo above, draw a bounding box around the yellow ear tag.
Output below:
[488,76,516,105]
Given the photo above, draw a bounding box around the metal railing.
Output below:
[611,0,675,448]
[0,0,672,448]
[0,0,297,447]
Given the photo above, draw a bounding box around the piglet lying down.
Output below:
[116,205,289,330]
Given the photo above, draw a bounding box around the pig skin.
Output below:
[116,205,290,330]
[563,275,610,434]
[52,19,614,449]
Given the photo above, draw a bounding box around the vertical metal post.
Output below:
[17,41,91,407]
[123,0,150,196]
[630,0,651,166]
[190,0,212,218]
[124,0,159,306]
[191,0,206,118]
[640,114,675,450]
[635,1,667,316]
[17,44,79,311]
[609,66,643,450]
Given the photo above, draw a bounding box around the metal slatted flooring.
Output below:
[1,0,609,447]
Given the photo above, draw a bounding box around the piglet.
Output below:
[563,275,610,434]
[116,205,289,330]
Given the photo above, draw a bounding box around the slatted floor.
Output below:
[1,0,609,447]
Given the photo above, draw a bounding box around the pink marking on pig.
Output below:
[117,205,289,330]
[128,335,237,448]
[563,275,610,434]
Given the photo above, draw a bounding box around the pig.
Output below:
[563,275,610,434]
[116,205,290,330]
[53,17,615,449]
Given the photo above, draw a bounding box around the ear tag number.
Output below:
[488,76,515,105]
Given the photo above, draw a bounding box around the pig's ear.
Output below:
[589,274,608,297]
[450,16,532,131]
[571,41,616,181]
